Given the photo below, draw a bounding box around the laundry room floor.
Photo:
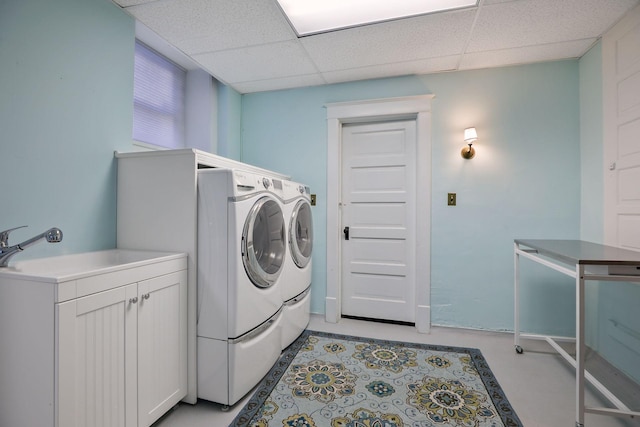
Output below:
[153,314,638,427]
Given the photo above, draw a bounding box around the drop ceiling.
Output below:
[112,0,639,94]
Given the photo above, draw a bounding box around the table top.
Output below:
[515,239,640,266]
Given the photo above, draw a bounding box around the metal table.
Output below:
[514,239,640,426]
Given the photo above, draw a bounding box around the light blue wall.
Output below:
[241,61,581,334]
[0,0,601,341]
[0,0,134,259]
[578,42,604,352]
[579,43,640,384]
[579,42,604,243]
[217,84,243,161]
[3,0,633,381]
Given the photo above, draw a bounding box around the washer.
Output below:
[196,168,286,406]
[281,179,313,349]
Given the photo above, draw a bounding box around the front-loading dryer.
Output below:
[197,168,286,406]
[281,180,313,349]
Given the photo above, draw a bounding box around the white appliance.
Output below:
[281,179,313,349]
[197,168,286,406]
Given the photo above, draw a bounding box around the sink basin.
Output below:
[0,249,183,282]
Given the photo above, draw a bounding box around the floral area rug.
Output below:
[231,330,522,427]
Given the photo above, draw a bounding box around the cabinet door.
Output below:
[137,270,187,427]
[57,283,138,427]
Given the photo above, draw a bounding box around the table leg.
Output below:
[514,243,523,354]
[576,265,585,427]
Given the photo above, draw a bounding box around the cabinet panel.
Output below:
[0,280,55,427]
[57,284,138,427]
[137,270,188,427]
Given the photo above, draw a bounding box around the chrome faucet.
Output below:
[0,226,63,267]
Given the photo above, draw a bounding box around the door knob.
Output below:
[343,226,349,240]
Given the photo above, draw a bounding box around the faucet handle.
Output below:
[0,226,27,248]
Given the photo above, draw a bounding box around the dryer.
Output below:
[281,179,313,349]
[197,168,286,406]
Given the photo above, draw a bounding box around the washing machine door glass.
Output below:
[289,200,313,268]
[242,196,286,288]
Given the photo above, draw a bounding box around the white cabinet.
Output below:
[0,250,187,427]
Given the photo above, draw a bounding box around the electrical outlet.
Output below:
[448,193,456,206]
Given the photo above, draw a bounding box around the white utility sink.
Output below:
[0,248,188,427]
[0,249,184,283]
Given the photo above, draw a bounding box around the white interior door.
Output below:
[340,120,417,323]
[604,4,640,250]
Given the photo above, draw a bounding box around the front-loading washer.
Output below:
[281,179,313,349]
[196,168,286,406]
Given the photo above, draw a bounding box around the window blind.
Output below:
[133,41,186,149]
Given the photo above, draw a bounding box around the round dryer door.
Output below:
[242,196,286,288]
[289,200,313,268]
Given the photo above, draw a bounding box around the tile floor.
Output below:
[154,314,639,427]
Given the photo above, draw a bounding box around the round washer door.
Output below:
[289,199,313,268]
[242,196,286,288]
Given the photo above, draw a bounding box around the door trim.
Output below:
[325,95,434,333]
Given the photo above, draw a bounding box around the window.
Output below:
[133,41,186,149]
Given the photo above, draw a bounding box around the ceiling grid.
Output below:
[113,0,640,93]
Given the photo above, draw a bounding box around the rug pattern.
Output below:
[231,330,522,427]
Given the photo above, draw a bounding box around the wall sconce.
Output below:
[461,127,477,159]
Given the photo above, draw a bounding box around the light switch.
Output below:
[310,194,317,206]
[448,193,456,206]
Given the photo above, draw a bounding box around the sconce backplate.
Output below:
[461,146,476,159]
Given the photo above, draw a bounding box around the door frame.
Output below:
[325,95,433,333]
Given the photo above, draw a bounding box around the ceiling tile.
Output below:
[321,56,461,84]
[232,74,327,94]
[192,41,318,84]
[481,0,519,4]
[300,10,476,72]
[112,0,156,7]
[125,0,296,52]
[468,0,638,52]
[460,39,596,70]
[112,0,640,93]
